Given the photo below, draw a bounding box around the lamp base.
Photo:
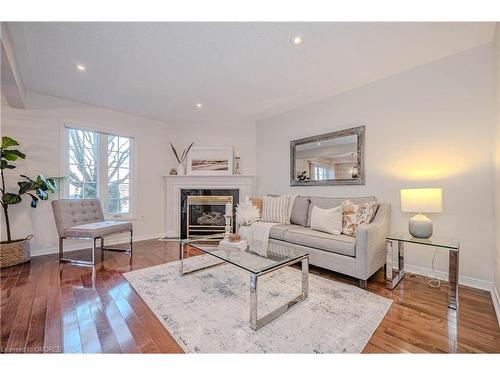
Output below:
[409,214,433,239]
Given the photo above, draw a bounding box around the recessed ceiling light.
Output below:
[292,36,303,45]
[316,142,321,146]
[74,63,87,72]
[195,103,203,108]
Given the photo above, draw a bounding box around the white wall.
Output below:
[256,45,495,287]
[493,25,500,309]
[0,91,256,255]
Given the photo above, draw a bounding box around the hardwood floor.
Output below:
[1,238,499,353]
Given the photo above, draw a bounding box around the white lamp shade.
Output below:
[400,188,442,213]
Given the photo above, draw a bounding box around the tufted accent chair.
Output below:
[52,199,133,265]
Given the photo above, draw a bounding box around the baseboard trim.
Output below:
[404,264,493,291]
[30,233,165,258]
[492,283,500,329]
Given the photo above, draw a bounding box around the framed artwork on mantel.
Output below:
[187,145,234,176]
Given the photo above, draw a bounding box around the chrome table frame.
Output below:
[179,240,309,330]
[385,238,459,310]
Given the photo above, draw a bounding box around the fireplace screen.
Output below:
[186,196,233,238]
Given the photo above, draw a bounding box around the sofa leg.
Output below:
[359,279,367,289]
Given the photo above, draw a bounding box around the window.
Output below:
[312,164,331,180]
[64,125,134,218]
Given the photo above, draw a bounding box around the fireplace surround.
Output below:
[164,175,255,239]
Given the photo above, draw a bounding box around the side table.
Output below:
[385,233,460,310]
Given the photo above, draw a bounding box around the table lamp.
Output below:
[400,188,442,239]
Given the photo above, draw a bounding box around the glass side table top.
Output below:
[387,232,459,250]
[181,235,309,275]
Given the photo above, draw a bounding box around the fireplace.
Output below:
[180,189,239,239]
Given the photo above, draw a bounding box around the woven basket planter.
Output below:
[0,235,32,268]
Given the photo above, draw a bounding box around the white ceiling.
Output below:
[6,22,495,123]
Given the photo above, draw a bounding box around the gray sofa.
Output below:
[268,196,390,288]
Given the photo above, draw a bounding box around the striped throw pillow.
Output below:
[262,195,291,224]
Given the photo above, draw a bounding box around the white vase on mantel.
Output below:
[176,163,185,175]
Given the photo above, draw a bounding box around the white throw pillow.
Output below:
[310,205,343,235]
[262,195,291,224]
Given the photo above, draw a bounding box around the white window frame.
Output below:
[60,121,137,220]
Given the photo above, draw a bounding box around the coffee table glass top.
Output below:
[181,235,308,275]
[387,232,459,250]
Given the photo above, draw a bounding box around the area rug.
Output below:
[124,255,392,353]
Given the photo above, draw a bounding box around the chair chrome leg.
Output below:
[92,238,96,264]
[130,229,133,253]
[101,230,133,253]
[59,237,64,261]
[59,237,97,266]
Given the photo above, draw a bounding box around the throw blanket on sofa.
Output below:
[246,194,297,256]
[249,221,278,256]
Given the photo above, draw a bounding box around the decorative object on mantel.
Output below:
[400,188,442,239]
[170,142,194,176]
[0,136,62,268]
[169,168,178,175]
[187,145,234,176]
[234,151,241,175]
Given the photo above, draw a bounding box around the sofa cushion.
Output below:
[262,195,292,224]
[269,224,304,241]
[306,196,377,226]
[64,221,132,238]
[283,228,356,257]
[342,199,379,236]
[310,205,342,235]
[290,196,310,226]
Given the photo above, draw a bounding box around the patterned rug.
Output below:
[124,255,392,353]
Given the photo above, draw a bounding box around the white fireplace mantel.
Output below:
[164,175,255,238]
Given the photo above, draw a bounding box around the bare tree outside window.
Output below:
[107,135,130,214]
[68,129,98,199]
[66,127,133,216]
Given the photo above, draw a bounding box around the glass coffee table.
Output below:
[180,235,309,330]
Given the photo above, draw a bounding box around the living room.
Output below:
[1,0,500,371]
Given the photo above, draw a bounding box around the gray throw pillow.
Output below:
[290,196,310,227]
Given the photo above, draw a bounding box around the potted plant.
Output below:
[235,196,260,243]
[0,136,60,268]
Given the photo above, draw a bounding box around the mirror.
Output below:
[290,126,365,186]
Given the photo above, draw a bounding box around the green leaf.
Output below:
[20,175,36,183]
[37,175,56,193]
[28,193,39,208]
[0,160,14,170]
[1,137,19,149]
[18,181,34,195]
[2,193,22,205]
[1,149,26,161]
[36,188,48,200]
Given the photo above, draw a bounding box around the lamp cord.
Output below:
[427,247,441,288]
